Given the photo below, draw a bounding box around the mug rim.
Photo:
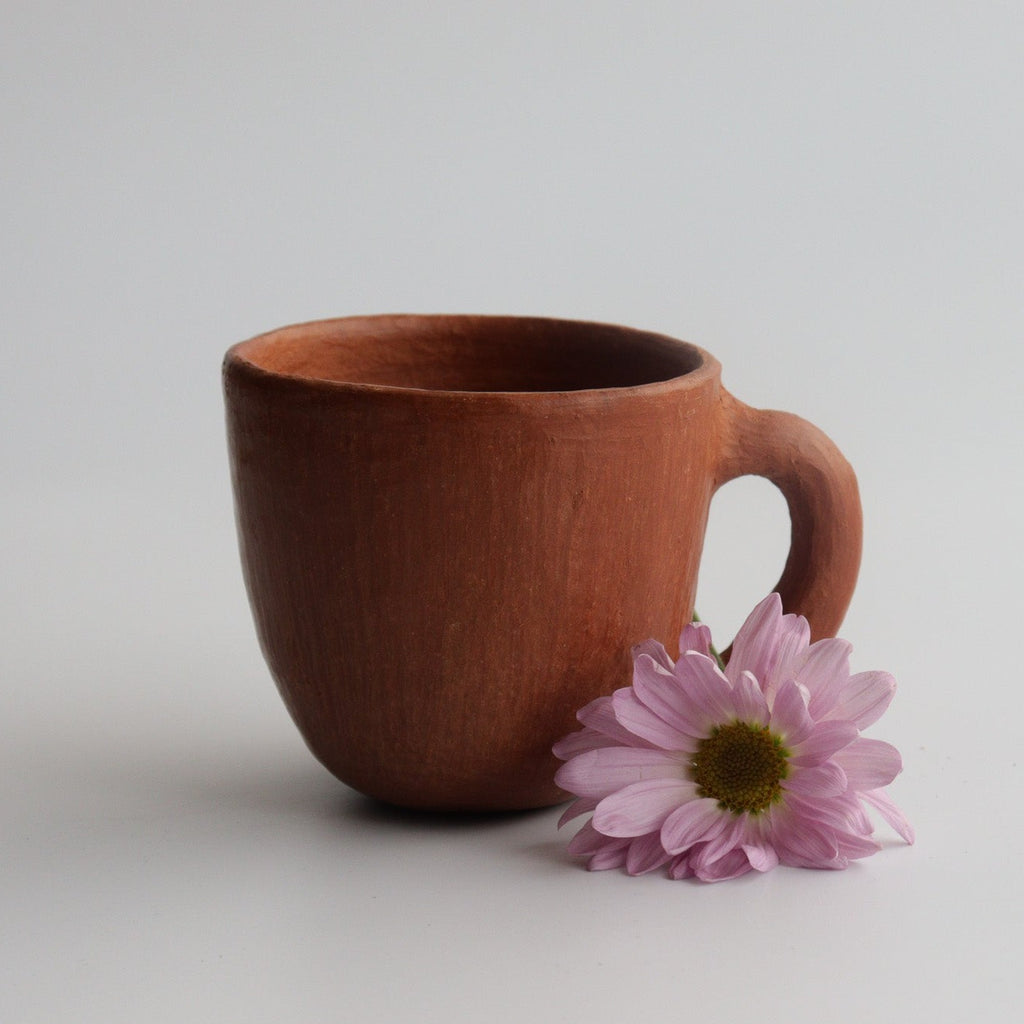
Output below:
[224,314,721,400]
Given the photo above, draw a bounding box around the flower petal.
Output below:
[769,808,841,868]
[592,778,694,837]
[567,820,621,856]
[798,637,853,717]
[789,720,859,766]
[691,812,748,867]
[726,593,782,678]
[727,593,811,698]
[742,841,779,873]
[588,846,629,871]
[577,694,656,747]
[784,792,870,835]
[554,746,687,800]
[553,695,650,760]
[783,761,848,798]
[833,738,902,790]
[673,652,735,725]
[660,797,727,854]
[731,670,770,726]
[611,688,692,750]
[860,787,915,844]
[836,831,882,861]
[762,613,811,698]
[557,796,598,828]
[632,654,708,741]
[552,727,615,760]
[632,637,674,671]
[770,679,815,746]
[692,845,754,882]
[782,793,881,864]
[679,621,713,658]
[824,671,896,730]
[625,832,673,875]
[668,856,696,880]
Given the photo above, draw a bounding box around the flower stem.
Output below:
[692,610,726,672]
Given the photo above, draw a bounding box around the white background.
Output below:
[3,3,1021,1021]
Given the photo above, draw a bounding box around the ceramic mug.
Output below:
[224,315,861,811]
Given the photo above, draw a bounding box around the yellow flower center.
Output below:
[690,721,789,815]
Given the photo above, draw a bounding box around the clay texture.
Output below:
[224,315,861,811]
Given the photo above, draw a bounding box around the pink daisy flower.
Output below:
[553,594,913,882]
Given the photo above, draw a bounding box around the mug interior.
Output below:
[234,315,703,393]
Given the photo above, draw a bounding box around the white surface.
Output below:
[2,3,1022,1021]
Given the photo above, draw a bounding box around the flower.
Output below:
[553,594,913,882]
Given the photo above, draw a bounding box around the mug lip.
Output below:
[224,313,721,400]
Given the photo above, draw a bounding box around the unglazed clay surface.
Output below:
[224,315,861,810]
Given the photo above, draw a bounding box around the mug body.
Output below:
[224,315,723,810]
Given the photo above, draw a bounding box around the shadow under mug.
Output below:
[224,315,861,811]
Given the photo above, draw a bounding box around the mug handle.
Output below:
[715,389,863,641]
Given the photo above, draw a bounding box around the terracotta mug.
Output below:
[224,315,861,811]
